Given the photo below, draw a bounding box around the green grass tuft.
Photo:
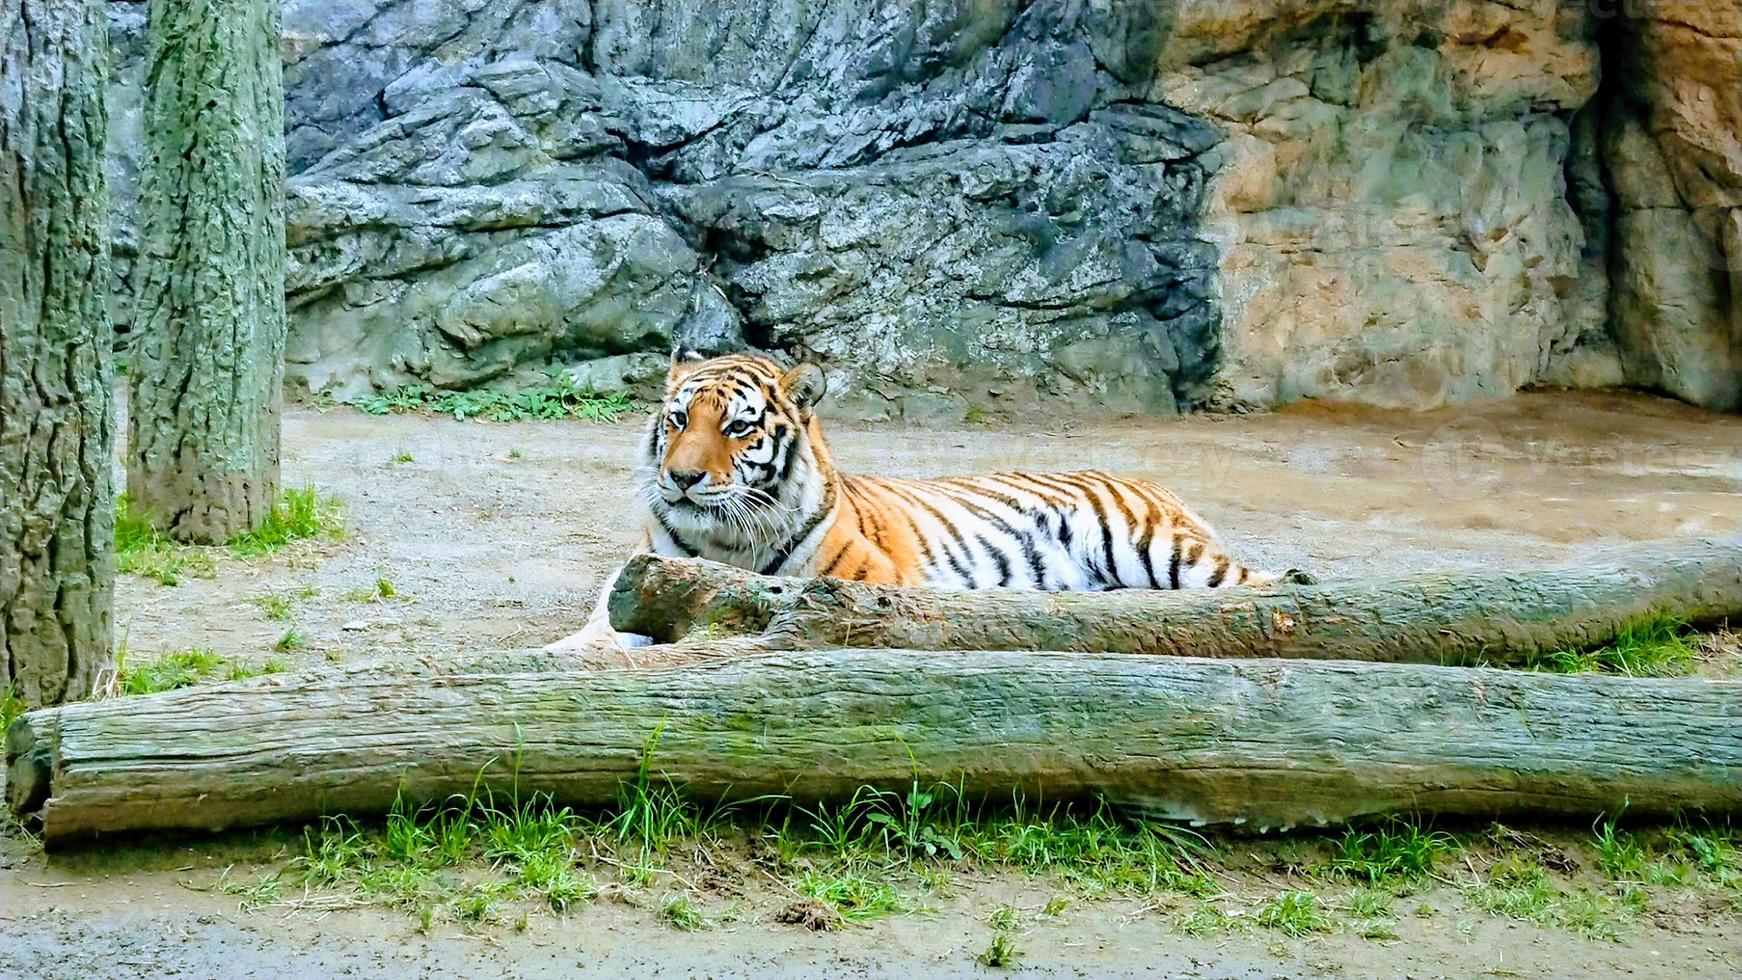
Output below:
[1331,815,1456,884]
[1253,890,1329,936]
[119,648,227,695]
[349,372,636,424]
[660,893,708,931]
[118,488,341,582]
[795,866,912,923]
[1531,618,1699,676]
[1,685,24,731]
[255,593,294,621]
[976,928,1024,968]
[114,493,215,585]
[228,487,344,557]
[1469,853,1635,940]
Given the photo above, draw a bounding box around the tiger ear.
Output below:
[780,362,827,413]
[669,346,706,376]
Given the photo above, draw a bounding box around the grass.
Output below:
[345,577,399,603]
[660,893,708,931]
[1177,905,1238,936]
[1530,618,1699,676]
[228,488,344,557]
[115,493,215,585]
[350,372,636,423]
[255,594,294,620]
[189,744,1741,944]
[274,630,307,653]
[794,866,913,923]
[118,648,227,695]
[1253,890,1330,936]
[976,929,1024,968]
[1330,815,1456,884]
[1593,817,1742,892]
[117,488,342,584]
[1468,853,1637,941]
[1,685,24,731]
[117,648,285,695]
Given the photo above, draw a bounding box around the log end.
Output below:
[5,709,57,825]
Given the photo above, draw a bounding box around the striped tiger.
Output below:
[547,350,1290,653]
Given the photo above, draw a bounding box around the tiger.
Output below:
[547,349,1290,654]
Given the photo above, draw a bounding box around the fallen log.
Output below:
[608,536,1742,665]
[9,651,1739,842]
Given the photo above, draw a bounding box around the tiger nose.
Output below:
[668,469,705,490]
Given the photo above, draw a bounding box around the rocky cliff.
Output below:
[102,1,1742,417]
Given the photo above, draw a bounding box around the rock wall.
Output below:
[101,0,1742,417]
[1604,1,1742,412]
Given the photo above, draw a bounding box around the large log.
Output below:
[608,536,1742,665]
[8,651,1740,842]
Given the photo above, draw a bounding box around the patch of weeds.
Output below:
[507,448,524,461]
[274,629,307,653]
[593,727,704,860]
[1530,618,1698,677]
[660,893,708,931]
[1343,888,1400,940]
[962,405,990,425]
[229,487,344,557]
[226,659,287,681]
[114,493,214,585]
[349,372,637,424]
[346,578,400,603]
[391,451,414,464]
[1041,895,1069,918]
[617,860,656,888]
[963,801,1216,897]
[534,859,597,914]
[1253,890,1329,937]
[1176,904,1239,936]
[220,873,284,912]
[987,903,1020,931]
[453,886,496,923]
[1469,853,1634,940]
[794,866,912,923]
[296,817,370,887]
[1,685,23,731]
[976,929,1024,969]
[1669,819,1741,890]
[915,865,954,895]
[119,648,227,695]
[255,593,294,621]
[1331,815,1456,884]
[1593,820,1688,886]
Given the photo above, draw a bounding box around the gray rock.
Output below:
[100,0,1742,415]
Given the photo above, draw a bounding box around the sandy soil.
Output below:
[3,388,1741,977]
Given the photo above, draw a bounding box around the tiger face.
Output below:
[644,350,828,517]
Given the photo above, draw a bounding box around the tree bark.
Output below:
[608,537,1742,665]
[7,652,1739,843]
[0,0,115,710]
[126,0,286,542]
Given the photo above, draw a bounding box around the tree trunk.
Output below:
[126,0,286,542]
[608,537,1742,666]
[8,652,1739,843]
[0,0,115,710]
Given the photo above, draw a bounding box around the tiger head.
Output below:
[642,349,831,522]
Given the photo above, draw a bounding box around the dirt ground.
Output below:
[3,388,1741,977]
